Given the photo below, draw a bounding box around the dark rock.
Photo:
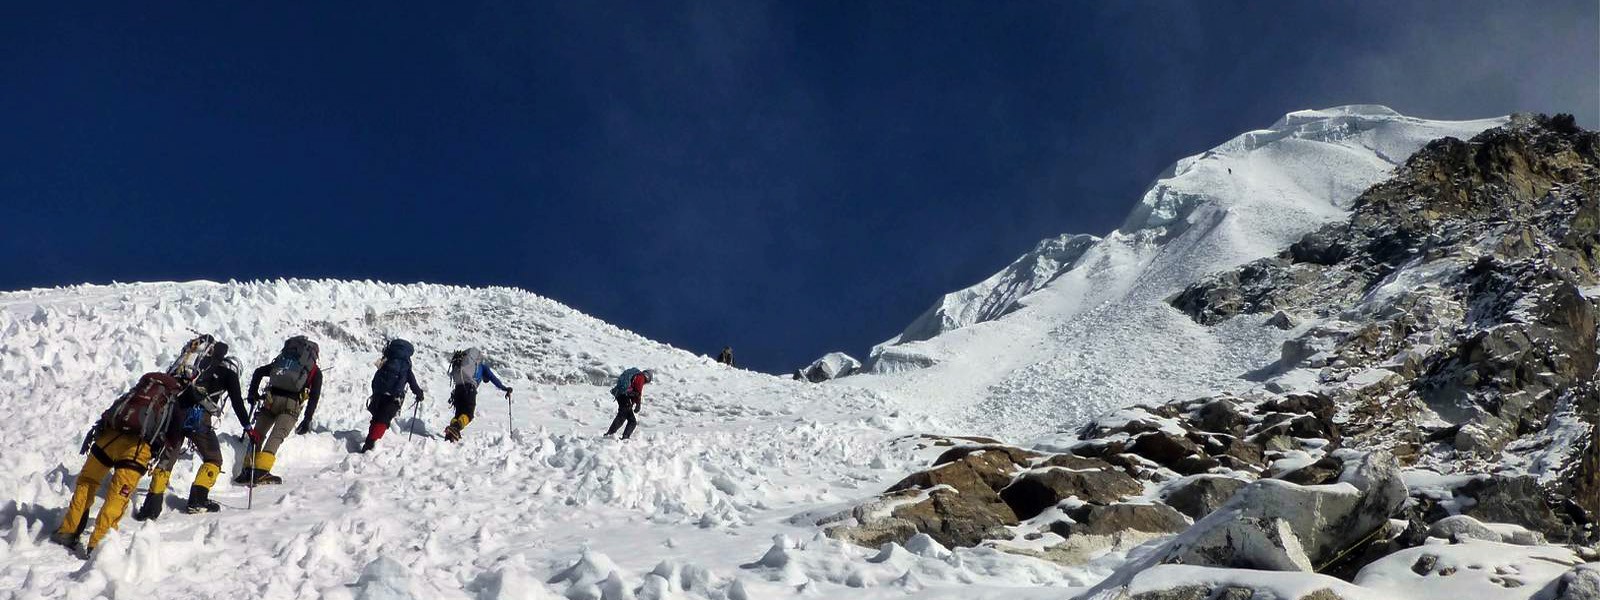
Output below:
[1410,554,1438,576]
[1128,432,1203,466]
[1276,457,1344,485]
[890,447,1031,496]
[889,487,1018,548]
[1000,468,1144,520]
[1455,475,1584,543]
[1172,455,1222,476]
[1055,502,1190,537]
[1163,475,1250,520]
[1196,399,1249,436]
[1037,454,1118,471]
[1267,311,1296,330]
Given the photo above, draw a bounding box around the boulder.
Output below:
[1172,455,1222,476]
[1163,475,1250,520]
[1426,514,1498,543]
[1159,451,1406,571]
[890,487,1017,548]
[889,447,1031,496]
[1128,432,1203,467]
[1195,399,1249,436]
[1275,457,1343,485]
[1054,503,1190,537]
[1454,475,1583,543]
[1556,564,1600,600]
[1001,467,1145,520]
[823,483,1019,550]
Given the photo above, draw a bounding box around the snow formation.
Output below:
[858,106,1506,439]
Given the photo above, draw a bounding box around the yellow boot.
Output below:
[444,414,471,442]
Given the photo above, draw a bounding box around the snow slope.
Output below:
[0,280,1103,599]
[856,105,1506,440]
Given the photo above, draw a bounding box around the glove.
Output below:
[244,427,263,446]
[505,387,514,399]
[414,394,425,406]
[295,421,311,435]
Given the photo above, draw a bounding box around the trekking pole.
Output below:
[409,399,421,442]
[245,401,259,510]
[505,390,513,437]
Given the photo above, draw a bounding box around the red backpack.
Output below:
[103,372,186,443]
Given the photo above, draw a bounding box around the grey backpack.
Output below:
[450,348,483,387]
[268,336,319,393]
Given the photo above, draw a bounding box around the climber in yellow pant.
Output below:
[53,431,154,553]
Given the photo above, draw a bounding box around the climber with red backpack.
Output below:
[235,336,322,486]
[604,368,654,440]
[362,338,423,453]
[52,371,187,555]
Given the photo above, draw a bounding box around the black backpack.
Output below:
[371,338,414,398]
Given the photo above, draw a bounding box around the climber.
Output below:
[52,372,186,555]
[235,336,322,485]
[604,368,654,440]
[442,347,512,442]
[134,341,247,520]
[362,338,424,453]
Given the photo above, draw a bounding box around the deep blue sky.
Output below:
[3,2,1596,373]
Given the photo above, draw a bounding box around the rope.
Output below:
[1314,521,1391,573]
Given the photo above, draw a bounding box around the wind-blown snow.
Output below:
[0,280,1090,598]
[856,106,1505,440]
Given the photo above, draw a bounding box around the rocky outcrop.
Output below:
[1170,114,1600,545]
[840,117,1600,597]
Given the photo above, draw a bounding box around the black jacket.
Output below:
[180,362,248,429]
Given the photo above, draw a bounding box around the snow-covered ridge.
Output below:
[885,233,1100,347]
[857,106,1506,437]
[0,278,1111,598]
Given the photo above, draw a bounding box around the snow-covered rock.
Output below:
[798,352,861,382]
[853,106,1505,437]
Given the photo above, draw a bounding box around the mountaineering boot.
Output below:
[48,531,78,549]
[255,473,283,485]
[132,492,165,522]
[444,423,461,442]
[233,468,261,484]
[184,485,220,514]
[360,438,376,453]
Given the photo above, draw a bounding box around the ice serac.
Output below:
[858,105,1505,436]
[882,233,1100,347]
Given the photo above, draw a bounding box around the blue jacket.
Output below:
[475,363,509,392]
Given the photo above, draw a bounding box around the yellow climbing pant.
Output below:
[57,432,154,550]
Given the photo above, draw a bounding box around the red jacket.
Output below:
[629,372,647,400]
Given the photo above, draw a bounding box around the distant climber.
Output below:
[443,347,512,442]
[53,371,187,555]
[235,336,322,485]
[363,338,423,453]
[135,340,247,520]
[604,368,654,440]
[717,346,735,367]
